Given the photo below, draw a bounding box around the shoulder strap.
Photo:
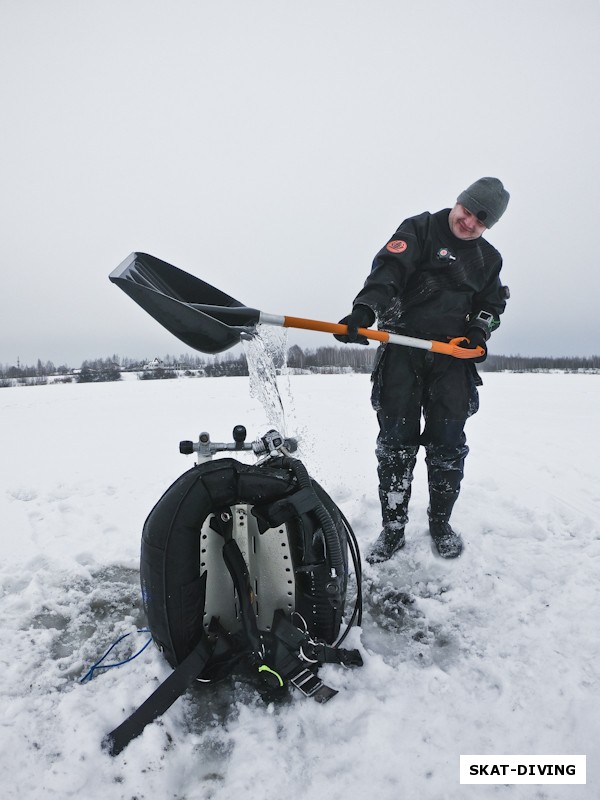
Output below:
[106,508,267,756]
[104,635,214,756]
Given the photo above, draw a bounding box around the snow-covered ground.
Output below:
[1,365,599,799]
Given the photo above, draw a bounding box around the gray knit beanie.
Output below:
[457,177,510,228]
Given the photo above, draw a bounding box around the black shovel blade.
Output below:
[109,253,260,354]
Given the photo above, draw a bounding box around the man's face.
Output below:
[448,203,487,240]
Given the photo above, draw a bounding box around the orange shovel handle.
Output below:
[282,317,485,360]
[283,316,388,343]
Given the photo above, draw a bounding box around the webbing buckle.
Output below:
[290,668,324,698]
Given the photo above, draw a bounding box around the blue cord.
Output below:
[80,629,152,683]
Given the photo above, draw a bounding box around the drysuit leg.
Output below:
[376,415,420,531]
[422,422,469,522]
[371,345,423,532]
[421,358,478,523]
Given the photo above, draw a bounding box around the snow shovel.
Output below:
[109,252,485,358]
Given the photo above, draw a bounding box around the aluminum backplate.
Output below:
[200,504,296,634]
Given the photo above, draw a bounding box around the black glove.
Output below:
[334,304,375,345]
[459,327,488,362]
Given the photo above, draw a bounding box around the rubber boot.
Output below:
[426,442,467,559]
[429,519,463,559]
[428,486,463,558]
[367,525,406,564]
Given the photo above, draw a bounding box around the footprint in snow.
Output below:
[7,487,38,502]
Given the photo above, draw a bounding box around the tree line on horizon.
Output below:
[1,347,599,386]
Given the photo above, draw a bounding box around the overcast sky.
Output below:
[1,0,599,365]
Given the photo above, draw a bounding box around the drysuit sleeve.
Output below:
[352,217,424,317]
[468,251,509,337]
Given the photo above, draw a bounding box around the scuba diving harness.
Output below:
[104,427,363,756]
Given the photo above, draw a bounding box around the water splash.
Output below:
[242,326,289,435]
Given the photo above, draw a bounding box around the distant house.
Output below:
[143,358,164,371]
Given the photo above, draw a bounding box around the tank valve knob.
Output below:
[179,440,194,455]
[233,425,247,444]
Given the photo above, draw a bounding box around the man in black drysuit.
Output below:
[335,177,510,561]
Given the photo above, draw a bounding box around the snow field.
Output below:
[1,372,598,799]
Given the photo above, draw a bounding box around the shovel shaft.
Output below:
[279,316,484,360]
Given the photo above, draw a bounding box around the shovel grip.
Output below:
[430,337,486,359]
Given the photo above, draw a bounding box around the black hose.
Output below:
[279,456,345,577]
[333,507,363,647]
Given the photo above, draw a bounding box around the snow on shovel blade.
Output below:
[109,253,260,354]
